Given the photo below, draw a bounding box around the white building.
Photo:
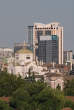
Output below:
[0,48,13,58]
[7,61,48,77]
[44,72,64,90]
[7,47,48,77]
[15,48,33,65]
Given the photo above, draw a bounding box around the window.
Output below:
[37,31,43,36]
[26,57,30,59]
[45,30,51,35]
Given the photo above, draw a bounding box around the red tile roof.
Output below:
[0,97,10,102]
[62,108,72,110]
[66,96,74,102]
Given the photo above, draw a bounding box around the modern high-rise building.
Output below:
[38,35,58,64]
[33,22,63,64]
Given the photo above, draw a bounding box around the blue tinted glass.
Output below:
[52,35,58,40]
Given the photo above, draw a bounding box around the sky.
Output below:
[0,0,73,51]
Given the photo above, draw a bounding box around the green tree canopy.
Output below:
[0,71,25,96]
[0,100,13,110]
[64,79,74,96]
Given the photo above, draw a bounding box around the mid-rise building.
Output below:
[70,64,74,75]
[0,48,13,70]
[33,22,63,64]
[0,48,13,58]
[64,50,73,64]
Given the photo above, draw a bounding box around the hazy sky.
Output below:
[0,0,73,51]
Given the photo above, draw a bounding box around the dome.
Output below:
[16,48,33,54]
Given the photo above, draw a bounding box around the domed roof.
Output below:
[16,48,33,54]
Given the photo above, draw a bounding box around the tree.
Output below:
[37,87,65,110]
[10,81,65,110]
[0,100,13,110]
[64,99,74,110]
[1,70,74,110]
[64,79,74,96]
[0,71,25,96]
[10,87,31,110]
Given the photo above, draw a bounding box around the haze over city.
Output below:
[0,1,74,110]
[0,0,73,51]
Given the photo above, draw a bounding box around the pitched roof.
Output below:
[0,97,10,103]
[61,108,72,110]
